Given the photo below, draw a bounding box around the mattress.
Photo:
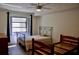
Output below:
[24,35,52,51]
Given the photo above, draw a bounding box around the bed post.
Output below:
[32,38,34,55]
[50,27,53,45]
[23,34,26,46]
[77,37,79,54]
[60,34,63,42]
[50,44,54,55]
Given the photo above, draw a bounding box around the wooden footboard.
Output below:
[32,38,54,55]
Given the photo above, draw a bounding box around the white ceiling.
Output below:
[0,3,79,16]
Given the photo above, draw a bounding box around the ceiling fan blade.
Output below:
[41,3,50,7]
[26,6,36,9]
[43,7,51,9]
[30,3,37,6]
[30,3,50,7]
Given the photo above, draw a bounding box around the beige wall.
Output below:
[40,8,79,43]
[0,10,7,34]
[0,8,79,43]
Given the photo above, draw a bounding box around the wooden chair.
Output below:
[54,34,79,55]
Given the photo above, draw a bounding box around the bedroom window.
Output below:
[10,16,31,43]
[12,17,27,32]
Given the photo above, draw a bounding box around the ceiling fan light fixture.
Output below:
[36,5,42,12]
[36,8,41,11]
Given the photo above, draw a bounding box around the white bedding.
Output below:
[24,35,52,51]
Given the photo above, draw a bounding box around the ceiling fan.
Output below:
[0,3,51,12]
[28,3,51,11]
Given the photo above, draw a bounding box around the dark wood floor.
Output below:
[8,44,78,55]
[8,44,27,55]
[8,43,37,55]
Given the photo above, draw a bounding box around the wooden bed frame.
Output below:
[32,34,79,55]
[17,26,53,48]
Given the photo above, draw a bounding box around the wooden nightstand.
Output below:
[0,37,8,55]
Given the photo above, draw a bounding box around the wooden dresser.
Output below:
[0,33,8,55]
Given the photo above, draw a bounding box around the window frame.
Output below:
[11,16,27,32]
